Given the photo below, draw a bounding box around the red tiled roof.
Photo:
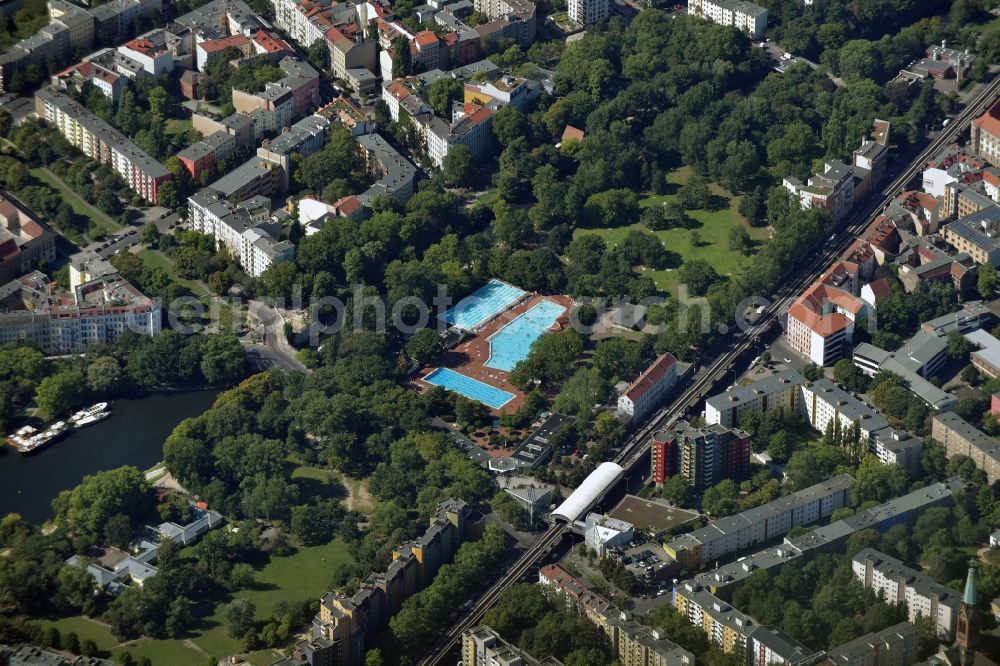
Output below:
[20,220,45,239]
[985,169,1000,188]
[198,34,251,54]
[624,353,677,402]
[788,282,864,337]
[562,125,584,142]
[386,80,410,101]
[975,99,1000,139]
[462,102,492,124]
[334,195,361,216]
[415,30,438,47]
[253,31,291,53]
[866,278,891,299]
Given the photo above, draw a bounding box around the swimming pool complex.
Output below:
[485,300,567,372]
[439,279,527,331]
[423,368,515,410]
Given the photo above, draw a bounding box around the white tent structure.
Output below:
[551,462,624,523]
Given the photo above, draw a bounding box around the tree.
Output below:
[392,36,412,78]
[406,328,444,363]
[947,330,972,360]
[832,359,866,392]
[35,370,85,419]
[224,598,257,639]
[851,455,909,504]
[140,222,161,248]
[63,632,80,654]
[981,262,1000,299]
[427,77,464,117]
[661,475,693,507]
[728,225,751,254]
[677,259,719,296]
[87,356,122,393]
[62,466,153,538]
[441,144,475,187]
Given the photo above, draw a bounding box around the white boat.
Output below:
[74,411,110,427]
[69,402,109,423]
[6,425,37,449]
[14,421,67,453]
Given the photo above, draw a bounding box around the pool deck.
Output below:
[413,293,575,415]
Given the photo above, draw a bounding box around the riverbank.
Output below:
[0,389,222,524]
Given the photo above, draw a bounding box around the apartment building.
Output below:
[463,75,540,112]
[694,478,967,600]
[852,549,960,639]
[971,99,1000,166]
[354,133,417,208]
[421,102,494,168]
[786,280,867,366]
[118,29,180,75]
[257,113,331,191]
[783,160,855,223]
[617,353,679,422]
[0,0,94,92]
[705,369,806,428]
[0,268,160,353]
[51,50,132,102]
[231,57,321,142]
[187,189,293,277]
[269,0,379,82]
[538,564,694,666]
[195,33,254,71]
[91,0,162,44]
[688,0,766,39]
[470,0,536,46]
[0,193,56,285]
[35,87,171,203]
[943,205,1000,266]
[824,622,918,666]
[662,474,853,569]
[672,582,763,661]
[314,499,480,666]
[177,130,238,181]
[932,411,1000,484]
[651,421,750,490]
[463,626,565,666]
[568,0,608,25]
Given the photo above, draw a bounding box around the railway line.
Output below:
[417,74,1000,666]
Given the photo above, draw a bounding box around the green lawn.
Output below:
[573,167,768,295]
[30,167,121,238]
[41,538,353,664]
[137,249,209,296]
[190,538,354,659]
[165,118,195,142]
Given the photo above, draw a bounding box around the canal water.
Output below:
[0,389,221,524]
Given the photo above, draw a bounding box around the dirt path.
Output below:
[343,477,373,514]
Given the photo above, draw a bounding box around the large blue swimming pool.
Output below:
[439,279,527,331]
[423,367,515,410]
[486,300,567,372]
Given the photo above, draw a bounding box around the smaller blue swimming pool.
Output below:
[439,279,527,331]
[486,300,567,372]
[423,367,515,410]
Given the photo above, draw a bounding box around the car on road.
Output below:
[783,357,792,363]
[159,211,169,219]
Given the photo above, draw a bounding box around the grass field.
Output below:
[137,249,209,296]
[41,538,353,664]
[30,167,121,238]
[190,538,354,659]
[573,167,768,295]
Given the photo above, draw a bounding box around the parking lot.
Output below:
[91,228,141,259]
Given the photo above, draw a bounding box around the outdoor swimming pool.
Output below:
[423,367,515,410]
[439,279,527,331]
[486,300,567,372]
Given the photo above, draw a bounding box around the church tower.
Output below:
[957,560,980,666]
